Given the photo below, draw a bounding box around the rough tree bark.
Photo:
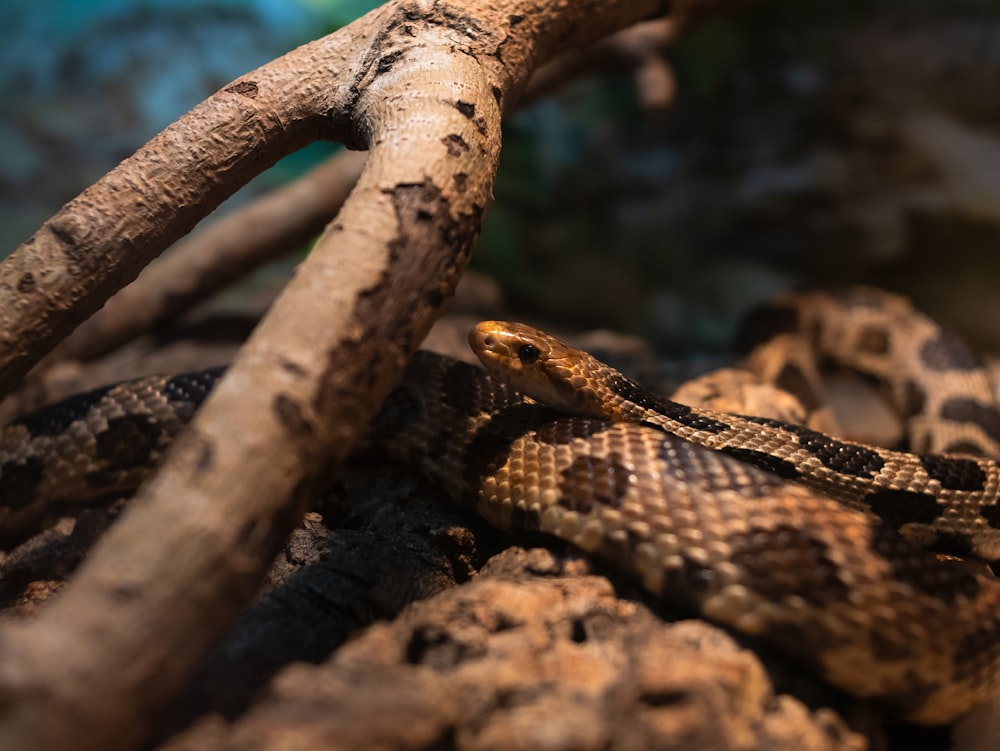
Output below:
[0,3,745,751]
[39,18,677,370]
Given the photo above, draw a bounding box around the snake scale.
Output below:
[2,287,1000,725]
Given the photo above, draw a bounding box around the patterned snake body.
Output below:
[3,289,1000,724]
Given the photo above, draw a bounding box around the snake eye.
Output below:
[518,343,540,365]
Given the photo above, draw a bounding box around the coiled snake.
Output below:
[2,287,1000,725]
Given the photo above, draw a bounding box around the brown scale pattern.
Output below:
[4,289,1000,724]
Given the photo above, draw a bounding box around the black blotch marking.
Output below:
[461,403,562,497]
[534,416,614,445]
[442,360,503,418]
[718,447,801,480]
[865,489,942,528]
[162,367,224,408]
[870,525,979,602]
[0,457,44,509]
[919,331,981,372]
[903,379,927,418]
[279,358,307,378]
[224,80,258,98]
[855,325,890,355]
[661,554,717,602]
[734,303,800,353]
[610,374,732,434]
[782,423,885,478]
[455,100,475,118]
[509,501,543,534]
[920,454,986,491]
[14,384,117,438]
[774,362,822,412]
[659,436,788,497]
[442,133,469,157]
[196,440,215,473]
[954,622,1000,686]
[558,452,632,513]
[931,530,975,559]
[371,384,425,438]
[868,628,912,662]
[453,173,468,193]
[728,524,849,606]
[940,398,1000,446]
[980,501,1000,531]
[85,414,162,487]
[944,440,990,456]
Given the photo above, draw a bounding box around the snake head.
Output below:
[469,321,621,418]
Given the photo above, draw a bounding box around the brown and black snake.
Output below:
[2,287,1000,724]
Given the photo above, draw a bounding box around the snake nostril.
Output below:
[483,334,494,347]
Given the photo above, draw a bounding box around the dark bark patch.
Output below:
[453,172,468,193]
[195,439,215,473]
[377,49,405,75]
[273,394,314,439]
[16,272,34,294]
[455,100,475,119]
[442,134,470,157]
[279,358,307,378]
[224,80,259,98]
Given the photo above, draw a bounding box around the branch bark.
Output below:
[48,149,369,364]
[0,2,741,750]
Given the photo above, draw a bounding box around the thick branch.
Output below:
[0,2,692,750]
[0,2,781,750]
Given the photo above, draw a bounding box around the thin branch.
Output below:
[50,149,369,364]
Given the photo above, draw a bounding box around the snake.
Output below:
[1,287,1000,725]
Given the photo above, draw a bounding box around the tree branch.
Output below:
[0,2,708,750]
[49,150,369,364]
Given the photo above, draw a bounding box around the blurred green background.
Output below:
[4,0,1000,354]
